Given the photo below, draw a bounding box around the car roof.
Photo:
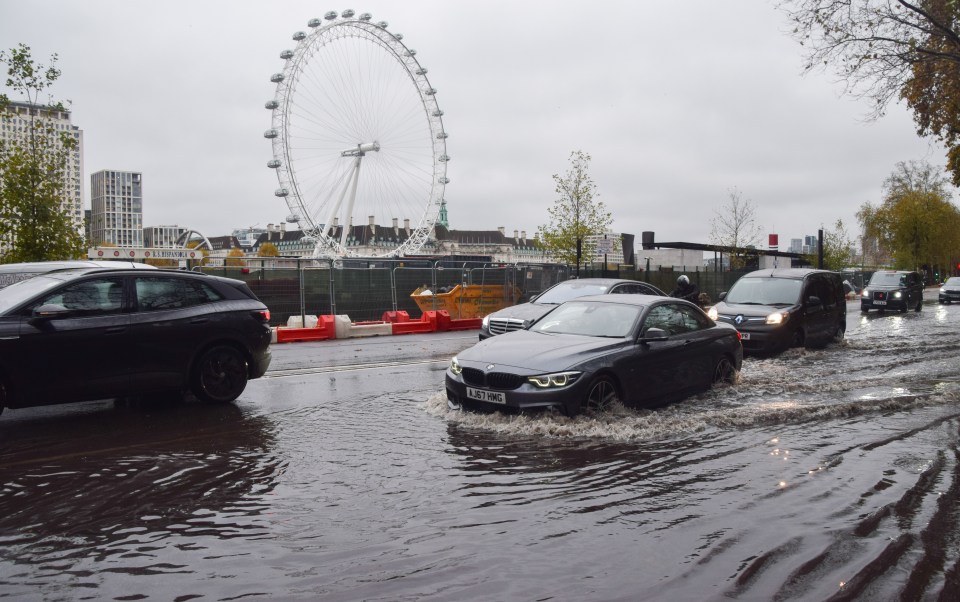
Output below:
[566,293,674,307]
[743,268,837,279]
[556,277,641,286]
[0,260,156,273]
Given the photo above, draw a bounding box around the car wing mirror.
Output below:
[807,295,822,306]
[640,327,669,343]
[31,303,71,321]
[718,291,727,301]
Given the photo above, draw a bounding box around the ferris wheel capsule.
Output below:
[359,13,372,21]
[264,129,278,139]
[280,50,294,60]
[265,100,279,110]
[275,188,289,197]
[293,31,306,41]
[377,21,388,28]
[267,159,282,168]
[285,214,300,223]
[270,73,284,83]
[324,11,337,20]
[342,9,355,18]
[308,18,322,27]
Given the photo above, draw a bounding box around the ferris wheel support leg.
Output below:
[340,156,363,249]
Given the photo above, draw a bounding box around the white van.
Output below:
[0,260,156,290]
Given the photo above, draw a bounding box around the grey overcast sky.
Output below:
[0,0,949,249]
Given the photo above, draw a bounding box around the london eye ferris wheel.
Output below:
[264,10,449,259]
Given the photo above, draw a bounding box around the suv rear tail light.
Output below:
[253,309,270,323]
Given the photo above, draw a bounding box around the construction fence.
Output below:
[198,258,774,327]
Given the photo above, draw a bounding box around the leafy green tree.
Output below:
[0,43,85,262]
[779,1,960,185]
[858,160,960,270]
[709,187,762,269]
[537,150,612,274]
[804,219,854,270]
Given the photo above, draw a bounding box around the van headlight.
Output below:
[482,315,489,328]
[707,306,718,320]
[766,311,789,325]
[528,371,581,389]
[893,291,902,298]
[861,289,869,298]
[449,356,462,375]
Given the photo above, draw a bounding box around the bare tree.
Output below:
[710,188,763,268]
[779,1,960,183]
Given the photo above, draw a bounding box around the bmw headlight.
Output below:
[707,306,718,320]
[766,311,789,325]
[481,315,489,328]
[449,356,462,375]
[941,287,946,293]
[528,371,581,389]
[893,291,902,298]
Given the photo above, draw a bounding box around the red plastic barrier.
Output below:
[433,310,482,332]
[391,310,439,335]
[381,310,411,323]
[275,314,337,343]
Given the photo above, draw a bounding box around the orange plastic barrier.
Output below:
[390,310,440,335]
[275,314,337,343]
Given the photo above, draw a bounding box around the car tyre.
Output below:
[583,375,619,414]
[191,345,248,403]
[713,356,737,385]
[832,322,846,344]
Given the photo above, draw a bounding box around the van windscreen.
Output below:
[726,277,802,305]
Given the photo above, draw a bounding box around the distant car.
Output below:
[0,260,156,290]
[939,276,960,304]
[447,294,742,417]
[860,270,924,313]
[479,278,667,340]
[0,268,272,416]
[708,268,846,355]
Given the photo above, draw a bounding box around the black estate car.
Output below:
[0,268,272,415]
[860,270,924,313]
[708,268,846,354]
[479,278,666,340]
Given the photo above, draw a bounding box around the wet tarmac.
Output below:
[2,293,959,600]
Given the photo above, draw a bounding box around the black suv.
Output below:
[0,268,272,415]
[860,270,924,313]
[708,268,846,355]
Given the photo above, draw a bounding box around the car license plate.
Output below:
[739,332,751,340]
[466,386,505,404]
[874,300,887,305]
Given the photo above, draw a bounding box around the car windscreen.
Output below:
[0,274,67,314]
[530,300,642,337]
[725,277,802,305]
[945,277,960,286]
[869,272,906,286]
[536,281,611,304]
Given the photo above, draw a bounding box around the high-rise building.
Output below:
[144,225,187,248]
[90,170,143,247]
[0,100,85,250]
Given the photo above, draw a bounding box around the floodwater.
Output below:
[2,296,959,600]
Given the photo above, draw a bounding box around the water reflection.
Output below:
[0,401,284,589]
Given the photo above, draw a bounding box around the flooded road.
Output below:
[2,293,959,600]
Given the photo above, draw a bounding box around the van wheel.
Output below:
[191,345,248,403]
[790,329,805,349]
[832,323,846,344]
[583,375,619,413]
